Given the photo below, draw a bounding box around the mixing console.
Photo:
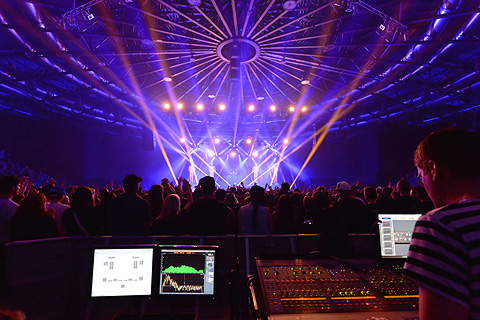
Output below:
[254,258,418,319]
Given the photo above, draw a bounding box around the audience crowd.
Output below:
[0,166,434,244]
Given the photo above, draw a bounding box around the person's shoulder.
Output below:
[428,199,480,224]
[47,202,69,209]
[0,198,18,208]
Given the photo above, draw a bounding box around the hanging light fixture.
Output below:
[283,1,297,11]
[187,0,202,7]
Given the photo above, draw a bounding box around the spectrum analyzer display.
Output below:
[159,247,215,295]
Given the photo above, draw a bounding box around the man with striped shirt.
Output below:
[403,127,480,320]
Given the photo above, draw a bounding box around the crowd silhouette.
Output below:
[0,166,434,243]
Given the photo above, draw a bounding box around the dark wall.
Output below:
[375,122,464,185]
[308,129,380,188]
[0,113,84,184]
[82,126,170,189]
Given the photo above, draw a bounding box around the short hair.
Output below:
[363,186,377,202]
[414,127,480,179]
[215,189,227,201]
[200,176,215,194]
[281,182,290,190]
[0,175,20,194]
[123,174,141,193]
[397,179,411,194]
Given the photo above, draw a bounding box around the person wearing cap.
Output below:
[106,174,151,236]
[46,186,69,236]
[333,180,370,233]
[185,176,235,235]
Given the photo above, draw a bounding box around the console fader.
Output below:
[254,258,418,320]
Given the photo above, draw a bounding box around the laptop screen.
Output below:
[91,247,154,297]
[378,213,422,259]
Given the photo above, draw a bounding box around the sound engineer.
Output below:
[393,128,480,320]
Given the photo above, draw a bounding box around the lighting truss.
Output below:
[351,0,408,38]
[60,0,105,29]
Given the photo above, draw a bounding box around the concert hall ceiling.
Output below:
[0,0,479,143]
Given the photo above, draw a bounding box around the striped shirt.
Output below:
[404,199,480,319]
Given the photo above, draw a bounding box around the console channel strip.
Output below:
[254,258,418,320]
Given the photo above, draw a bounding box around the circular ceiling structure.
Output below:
[0,0,479,143]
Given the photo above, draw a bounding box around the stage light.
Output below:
[197,103,204,111]
[177,103,183,110]
[230,151,237,157]
[180,138,186,143]
[187,0,202,6]
[289,106,295,112]
[301,106,307,112]
[164,103,171,110]
[208,150,215,157]
[248,105,255,111]
[301,70,311,85]
[283,0,297,11]
[270,105,276,112]
[86,11,95,21]
[252,151,259,157]
[333,0,346,7]
[214,138,220,144]
[257,96,265,101]
[283,138,289,144]
[163,76,173,82]
[219,104,226,111]
[246,138,252,145]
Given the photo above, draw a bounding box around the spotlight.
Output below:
[270,105,276,112]
[289,106,295,112]
[197,104,204,111]
[164,103,171,110]
[180,138,186,143]
[246,138,252,145]
[378,19,398,42]
[257,96,265,101]
[301,70,311,85]
[248,105,255,111]
[208,94,215,98]
[283,0,297,11]
[177,103,183,110]
[86,11,95,21]
[208,150,215,157]
[187,0,202,6]
[219,104,226,111]
[301,106,307,112]
[163,76,173,82]
[283,139,289,144]
[230,151,237,157]
[214,138,221,144]
[252,151,259,157]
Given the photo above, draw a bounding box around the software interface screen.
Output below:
[91,248,154,297]
[159,248,215,295]
[378,214,422,258]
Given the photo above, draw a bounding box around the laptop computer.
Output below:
[378,213,422,259]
